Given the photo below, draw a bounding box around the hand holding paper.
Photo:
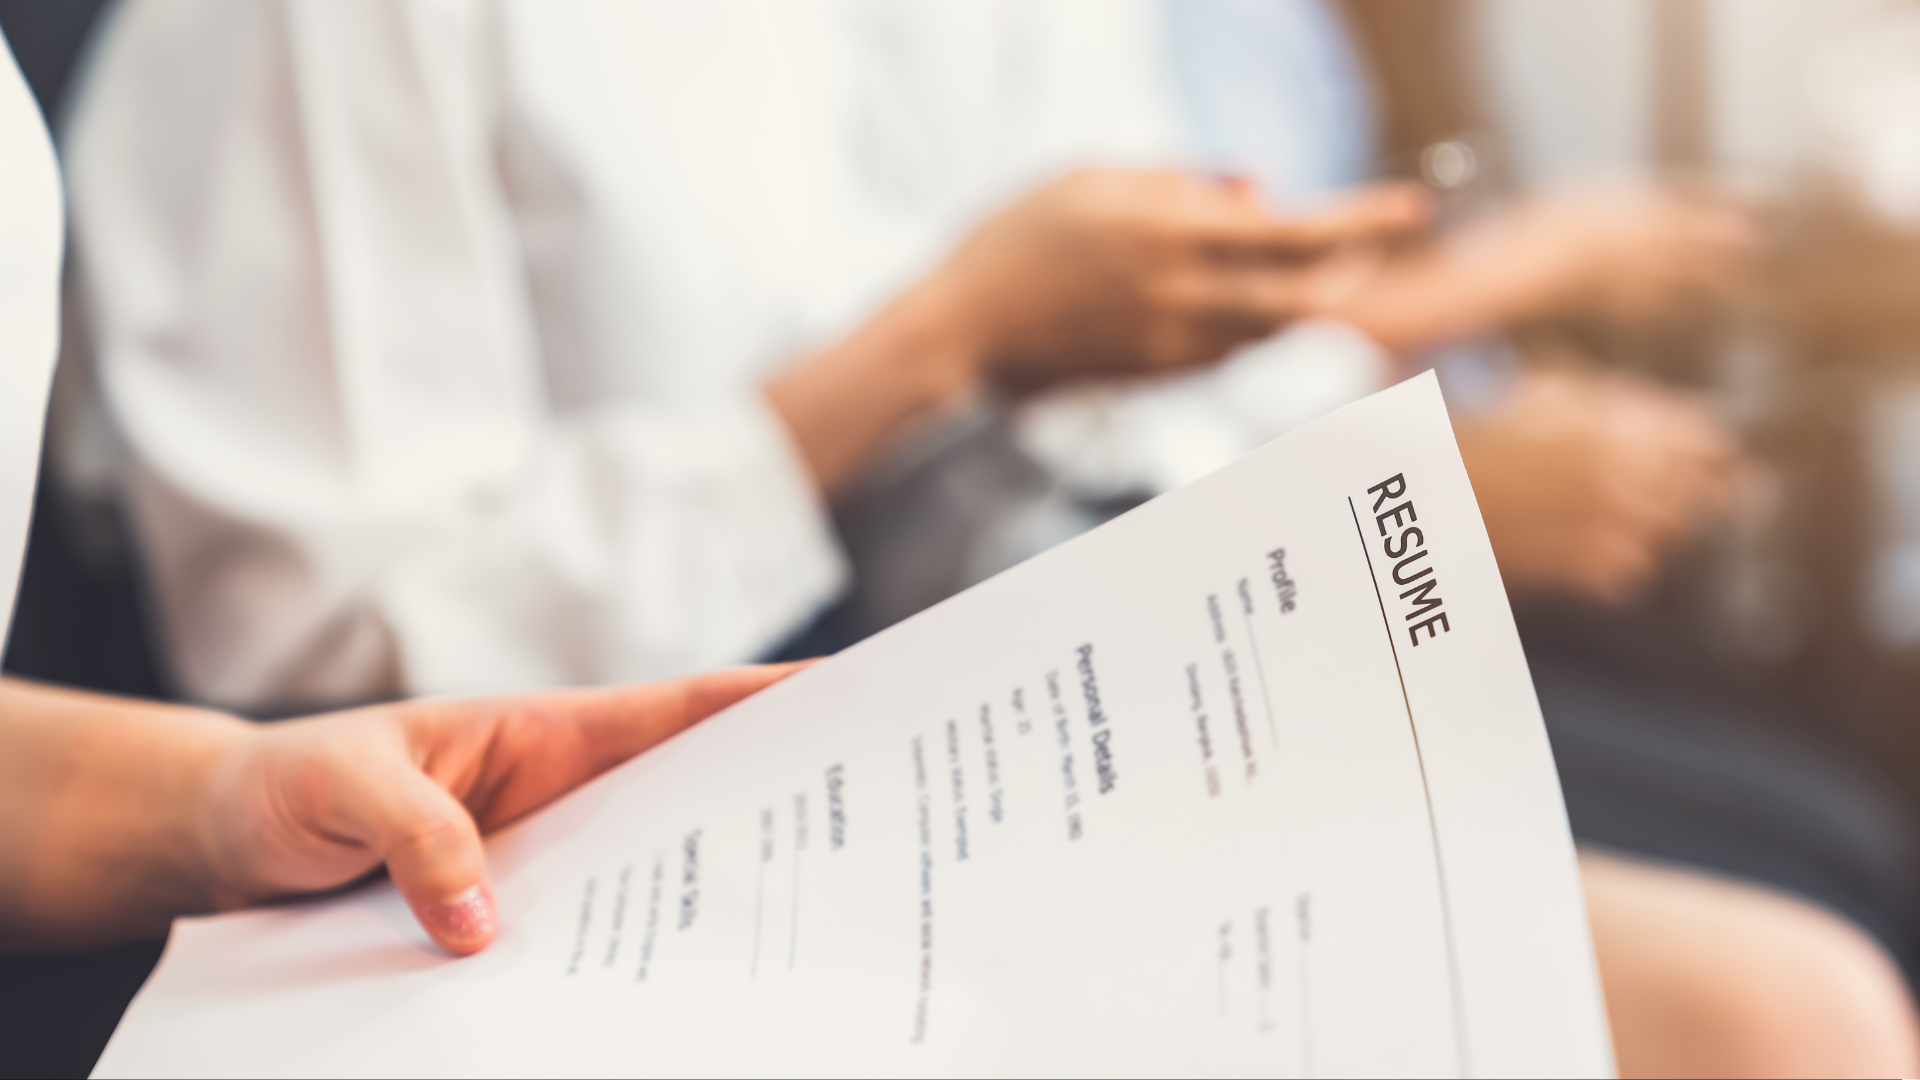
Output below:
[200,667,807,954]
[97,375,1611,1077]
[0,668,799,954]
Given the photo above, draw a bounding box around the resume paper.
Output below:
[95,373,1612,1078]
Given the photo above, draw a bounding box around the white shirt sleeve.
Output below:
[65,0,846,710]
[0,26,63,659]
[1014,321,1392,500]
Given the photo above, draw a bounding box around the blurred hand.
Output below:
[1478,184,1761,327]
[767,168,1423,493]
[1330,183,1760,353]
[936,169,1428,395]
[193,665,801,954]
[1457,368,1750,603]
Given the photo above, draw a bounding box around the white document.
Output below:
[95,373,1612,1079]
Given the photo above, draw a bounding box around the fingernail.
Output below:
[427,885,496,949]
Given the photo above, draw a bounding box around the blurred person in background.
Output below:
[812,0,1763,646]
[50,0,1905,969]
[1127,0,1920,1030]
[923,0,1920,1068]
[59,0,1754,717]
[16,3,1920,1079]
[1008,0,1756,607]
[62,0,1422,715]
[1343,0,1920,988]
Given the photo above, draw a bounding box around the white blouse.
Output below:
[0,26,63,659]
[65,0,1176,710]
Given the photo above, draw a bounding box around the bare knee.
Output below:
[1679,904,1915,1077]
[1584,851,1919,1079]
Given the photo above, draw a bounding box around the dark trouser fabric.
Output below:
[775,444,1920,983]
[1527,633,1920,978]
[0,939,164,1079]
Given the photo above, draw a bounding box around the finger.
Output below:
[1607,462,1717,544]
[1202,183,1431,259]
[1604,397,1748,527]
[558,663,809,766]
[400,664,811,831]
[1294,183,1434,240]
[1210,172,1263,206]
[1159,263,1319,330]
[317,748,496,955]
[1295,245,1389,311]
[1180,246,1386,332]
[1621,447,1743,547]
[1663,182,1764,251]
[1580,532,1662,605]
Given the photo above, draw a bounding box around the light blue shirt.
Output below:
[1161,0,1377,206]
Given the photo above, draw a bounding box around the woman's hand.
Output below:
[196,665,801,954]
[1458,368,1751,603]
[1482,184,1760,327]
[765,169,1426,494]
[0,666,800,954]
[936,169,1429,395]
[1330,184,1760,354]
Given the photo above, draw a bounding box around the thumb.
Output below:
[331,756,496,955]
